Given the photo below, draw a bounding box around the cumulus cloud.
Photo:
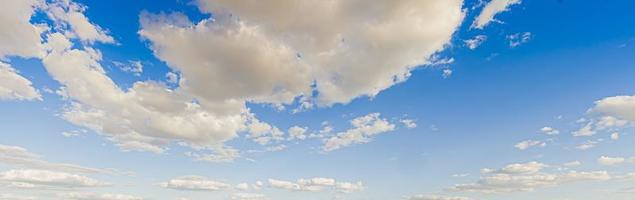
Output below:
[472,0,522,29]
[0,0,44,59]
[42,0,115,44]
[287,126,308,140]
[322,113,396,152]
[593,95,635,122]
[268,177,363,193]
[160,176,230,191]
[514,140,545,150]
[451,161,612,193]
[0,62,41,101]
[0,169,109,189]
[57,192,143,200]
[140,0,465,107]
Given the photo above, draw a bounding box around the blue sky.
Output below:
[1,0,635,199]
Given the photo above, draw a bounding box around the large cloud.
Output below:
[0,62,41,101]
[0,169,109,189]
[140,0,465,106]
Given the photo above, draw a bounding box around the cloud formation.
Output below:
[472,0,521,29]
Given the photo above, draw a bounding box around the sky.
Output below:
[1,0,635,199]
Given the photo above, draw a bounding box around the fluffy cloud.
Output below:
[400,119,417,129]
[406,194,470,200]
[514,140,545,150]
[140,0,465,107]
[268,177,363,193]
[0,62,41,101]
[58,192,142,200]
[472,0,522,29]
[451,161,611,193]
[287,126,308,140]
[322,113,396,152]
[593,95,635,122]
[0,169,109,189]
[160,176,230,191]
[0,0,43,59]
[597,156,625,166]
[42,0,115,44]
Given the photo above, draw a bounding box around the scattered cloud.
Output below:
[268,177,363,193]
[406,194,470,200]
[464,35,487,50]
[57,192,143,200]
[506,32,531,48]
[160,176,230,191]
[597,156,625,166]
[0,169,110,189]
[400,119,417,129]
[540,127,559,135]
[514,140,546,150]
[322,113,396,152]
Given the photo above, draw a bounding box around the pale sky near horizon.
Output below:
[2,0,635,200]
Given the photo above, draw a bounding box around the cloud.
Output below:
[112,60,143,76]
[575,140,600,150]
[400,119,417,129]
[442,69,453,79]
[42,0,115,44]
[267,177,363,193]
[140,0,465,107]
[472,0,522,29]
[322,113,396,152]
[450,161,612,193]
[514,140,545,150]
[160,176,230,191]
[610,132,620,140]
[593,95,635,122]
[0,144,124,175]
[506,32,531,48]
[287,126,308,140]
[406,194,470,200]
[464,35,487,50]
[0,169,109,189]
[0,0,43,59]
[540,127,559,135]
[0,62,41,101]
[597,156,625,166]
[57,192,143,200]
[229,193,266,200]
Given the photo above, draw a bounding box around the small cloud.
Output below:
[507,32,531,48]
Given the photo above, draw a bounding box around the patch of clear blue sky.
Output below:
[2,0,635,199]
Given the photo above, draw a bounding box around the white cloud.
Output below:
[140,0,465,107]
[400,119,417,129]
[229,193,266,200]
[113,61,143,76]
[507,32,531,48]
[450,161,611,193]
[610,132,620,140]
[573,122,596,137]
[58,192,143,200]
[442,69,453,79]
[472,0,522,29]
[0,62,41,101]
[323,113,396,152]
[42,0,115,44]
[540,126,559,135]
[0,194,36,200]
[267,177,363,193]
[464,35,487,50]
[0,0,44,59]
[287,126,308,140]
[406,194,470,200]
[0,144,122,175]
[597,156,625,166]
[514,140,545,150]
[0,169,109,189]
[593,95,635,122]
[575,140,600,150]
[160,176,230,191]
